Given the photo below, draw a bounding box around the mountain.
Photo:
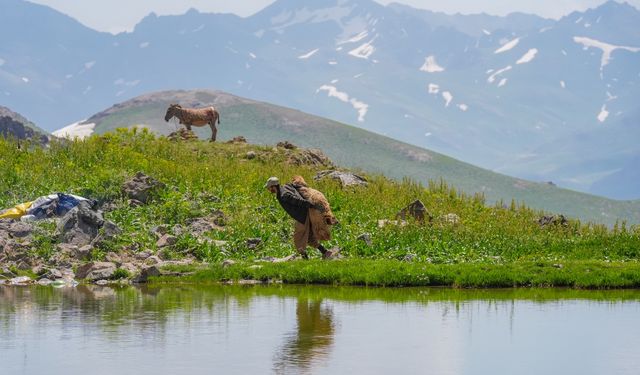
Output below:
[0,106,48,144]
[57,89,640,226]
[1,0,639,199]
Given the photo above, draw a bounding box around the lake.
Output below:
[2,285,639,375]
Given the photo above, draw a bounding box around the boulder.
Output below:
[397,200,432,223]
[538,215,568,227]
[167,128,198,141]
[0,221,33,238]
[134,265,161,283]
[76,262,117,281]
[156,234,177,248]
[315,170,367,187]
[121,172,165,203]
[288,149,333,167]
[357,233,373,246]
[222,259,236,268]
[226,136,247,144]
[277,140,297,149]
[56,201,104,246]
[246,238,262,250]
[246,151,257,160]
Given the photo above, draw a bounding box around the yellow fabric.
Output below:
[0,201,33,219]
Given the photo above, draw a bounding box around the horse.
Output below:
[164,104,221,142]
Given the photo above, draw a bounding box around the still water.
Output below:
[1,285,639,375]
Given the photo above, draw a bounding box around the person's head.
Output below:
[264,177,280,194]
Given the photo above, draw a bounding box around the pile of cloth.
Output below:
[0,193,91,221]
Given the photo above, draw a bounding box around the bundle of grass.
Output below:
[291,176,338,242]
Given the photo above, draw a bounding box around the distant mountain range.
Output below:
[0,0,638,199]
[50,89,640,226]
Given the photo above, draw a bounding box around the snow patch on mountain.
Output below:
[428,83,440,94]
[21,77,29,83]
[338,30,369,45]
[458,104,469,112]
[495,37,520,54]
[139,42,150,49]
[487,66,512,83]
[498,78,508,87]
[482,29,491,36]
[420,56,445,73]
[298,48,319,59]
[598,105,609,122]
[348,38,377,59]
[573,36,640,77]
[516,48,538,64]
[316,85,369,122]
[53,121,95,139]
[442,91,453,107]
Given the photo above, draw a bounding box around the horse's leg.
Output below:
[185,123,192,131]
[209,122,217,142]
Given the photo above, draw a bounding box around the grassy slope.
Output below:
[84,90,640,226]
[1,131,639,288]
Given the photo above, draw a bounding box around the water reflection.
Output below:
[1,285,640,375]
[274,298,335,374]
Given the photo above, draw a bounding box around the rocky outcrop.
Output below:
[315,170,368,187]
[0,106,49,144]
[287,149,333,167]
[397,200,432,223]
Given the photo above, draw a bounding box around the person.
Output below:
[265,176,338,259]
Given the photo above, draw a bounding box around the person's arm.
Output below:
[280,185,311,208]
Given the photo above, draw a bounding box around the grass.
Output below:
[1,129,640,288]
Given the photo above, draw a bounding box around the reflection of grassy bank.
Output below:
[155,259,640,289]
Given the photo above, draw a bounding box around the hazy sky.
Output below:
[29,0,638,34]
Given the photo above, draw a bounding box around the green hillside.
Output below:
[81,90,639,225]
[2,130,639,287]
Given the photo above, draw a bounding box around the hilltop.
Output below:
[56,89,640,226]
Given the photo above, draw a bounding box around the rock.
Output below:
[105,252,122,264]
[397,200,432,223]
[120,263,139,275]
[156,234,177,248]
[145,256,163,265]
[377,219,408,228]
[75,262,117,281]
[95,279,109,286]
[135,250,153,260]
[0,221,33,238]
[288,149,333,167]
[322,247,342,260]
[357,233,372,246]
[75,245,93,260]
[246,151,257,160]
[91,220,122,246]
[45,268,63,280]
[246,238,262,249]
[167,128,198,141]
[441,213,460,225]
[121,172,165,203]
[9,276,32,285]
[150,224,169,238]
[37,278,53,286]
[538,215,568,227]
[56,201,105,246]
[226,136,247,144]
[135,265,161,283]
[402,254,416,262]
[315,170,367,187]
[277,140,297,149]
[237,279,263,285]
[222,259,236,268]
[172,224,184,236]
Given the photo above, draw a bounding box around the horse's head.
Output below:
[164,104,181,122]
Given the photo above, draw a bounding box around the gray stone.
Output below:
[120,263,139,275]
[105,252,122,265]
[0,221,33,238]
[222,259,236,268]
[150,224,169,238]
[246,238,262,249]
[397,200,432,223]
[75,245,93,260]
[122,172,165,203]
[246,151,257,160]
[56,201,105,246]
[95,279,109,286]
[37,278,52,286]
[46,268,63,280]
[135,265,161,283]
[135,250,153,260]
[9,276,32,285]
[315,170,367,187]
[75,262,117,281]
[156,234,177,248]
[357,233,373,246]
[145,256,162,265]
